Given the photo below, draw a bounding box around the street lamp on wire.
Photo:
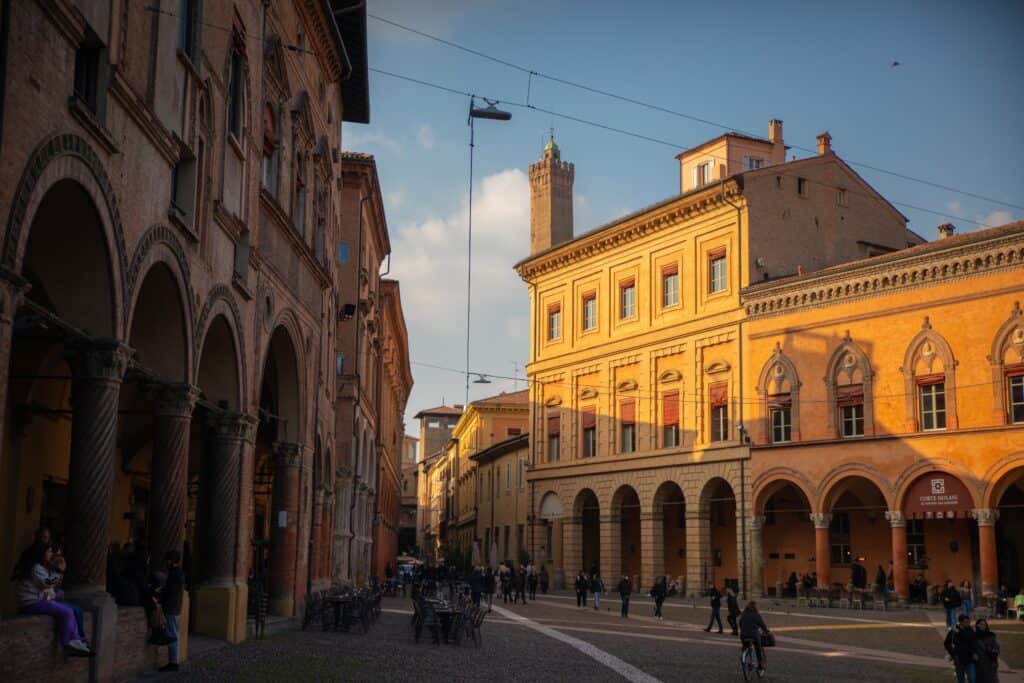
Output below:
[465,97,511,406]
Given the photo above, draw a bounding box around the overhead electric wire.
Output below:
[370,67,993,228]
[368,13,1023,213]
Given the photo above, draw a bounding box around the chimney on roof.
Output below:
[768,119,785,164]
[937,223,956,240]
[816,131,832,155]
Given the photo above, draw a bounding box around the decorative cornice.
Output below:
[516,180,743,280]
[743,228,1024,319]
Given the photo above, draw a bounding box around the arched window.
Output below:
[756,342,801,444]
[824,332,875,438]
[261,103,278,194]
[900,317,958,431]
[293,151,306,234]
[989,301,1024,424]
[226,29,246,140]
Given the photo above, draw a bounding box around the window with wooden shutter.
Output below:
[582,291,597,330]
[620,399,636,453]
[547,303,562,340]
[662,391,679,447]
[1008,363,1024,424]
[709,382,729,442]
[581,407,597,458]
[546,414,560,462]
[708,248,727,293]
[661,264,679,307]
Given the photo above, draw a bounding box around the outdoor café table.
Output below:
[427,600,459,643]
[324,594,354,631]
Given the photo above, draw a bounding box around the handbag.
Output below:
[760,632,776,648]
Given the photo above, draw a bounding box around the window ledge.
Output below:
[68,96,118,155]
[176,49,200,79]
[231,272,253,300]
[227,132,245,159]
[167,204,198,242]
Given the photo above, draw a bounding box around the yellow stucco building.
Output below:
[515,123,1022,598]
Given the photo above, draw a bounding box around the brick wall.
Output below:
[0,613,92,682]
[111,607,163,681]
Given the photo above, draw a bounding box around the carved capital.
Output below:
[65,337,132,382]
[809,512,833,529]
[971,508,1000,527]
[206,410,257,442]
[884,510,907,528]
[148,382,200,417]
[748,515,766,531]
[273,441,303,468]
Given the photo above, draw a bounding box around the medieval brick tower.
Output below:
[529,135,574,255]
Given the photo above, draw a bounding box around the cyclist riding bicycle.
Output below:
[739,601,771,676]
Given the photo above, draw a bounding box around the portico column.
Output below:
[810,512,833,589]
[147,383,199,567]
[562,517,581,576]
[973,509,1000,597]
[64,338,131,591]
[885,511,909,599]
[600,513,620,580]
[685,508,710,598]
[270,441,302,614]
[309,485,325,588]
[640,512,659,591]
[333,465,354,585]
[0,268,30,462]
[749,515,766,598]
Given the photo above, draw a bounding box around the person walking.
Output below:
[539,566,549,595]
[575,571,588,608]
[942,580,964,629]
[944,613,978,683]
[726,587,741,636]
[650,576,667,619]
[590,573,604,610]
[500,566,512,604]
[974,619,1000,683]
[703,582,724,633]
[156,550,184,672]
[618,575,631,618]
[960,580,974,619]
[514,566,527,605]
[875,565,887,595]
[527,565,538,601]
[469,566,483,607]
[484,567,495,612]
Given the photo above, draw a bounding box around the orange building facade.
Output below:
[743,223,1024,598]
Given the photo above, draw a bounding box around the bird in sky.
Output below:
[891,60,901,68]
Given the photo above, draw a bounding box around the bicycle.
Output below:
[740,639,767,680]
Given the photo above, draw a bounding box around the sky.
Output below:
[342,0,1024,438]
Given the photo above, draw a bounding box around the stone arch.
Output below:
[987,301,1024,424]
[127,225,193,314]
[573,488,601,575]
[753,469,816,516]
[194,284,247,408]
[127,261,193,383]
[981,452,1024,509]
[3,133,129,338]
[538,490,565,520]
[900,317,959,430]
[257,313,305,444]
[817,464,894,512]
[652,480,687,582]
[756,342,802,443]
[823,332,876,437]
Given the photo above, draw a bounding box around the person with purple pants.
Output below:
[15,543,92,656]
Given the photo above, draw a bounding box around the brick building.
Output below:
[0,1,407,680]
[399,434,419,555]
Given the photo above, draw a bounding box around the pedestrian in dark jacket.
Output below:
[617,575,631,617]
[539,566,549,595]
[575,571,588,607]
[484,567,495,611]
[974,619,1000,683]
[942,580,964,630]
[157,551,184,672]
[514,567,527,605]
[875,565,887,595]
[944,614,978,683]
[726,588,741,635]
[590,574,604,610]
[786,572,798,598]
[500,567,512,604]
[527,566,538,600]
[703,582,723,633]
[650,576,667,619]
[739,602,770,673]
[469,567,483,607]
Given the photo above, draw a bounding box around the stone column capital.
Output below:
[274,441,303,468]
[207,410,257,442]
[971,508,1000,527]
[884,510,907,528]
[809,512,833,529]
[65,337,132,382]
[748,515,766,531]
[148,382,200,417]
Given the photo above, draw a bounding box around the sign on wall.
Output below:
[903,471,973,519]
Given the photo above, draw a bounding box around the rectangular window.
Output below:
[227,46,243,139]
[829,512,851,566]
[708,248,727,294]
[620,399,636,453]
[662,391,679,448]
[797,177,808,196]
[518,459,525,487]
[743,156,763,170]
[582,407,597,458]
[619,279,636,319]
[582,292,597,331]
[919,381,946,431]
[73,36,103,114]
[837,384,865,437]
[505,462,511,491]
[547,304,561,340]
[694,160,714,187]
[1009,373,1024,424]
[335,352,345,376]
[661,264,679,307]
[906,520,926,568]
[769,394,792,443]
[709,382,728,442]
[177,0,196,55]
[507,427,522,436]
[835,187,848,207]
[547,415,560,463]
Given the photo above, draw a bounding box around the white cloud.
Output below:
[385,189,406,212]
[390,169,530,409]
[976,210,1013,228]
[344,127,403,156]
[417,124,436,150]
[946,201,962,216]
